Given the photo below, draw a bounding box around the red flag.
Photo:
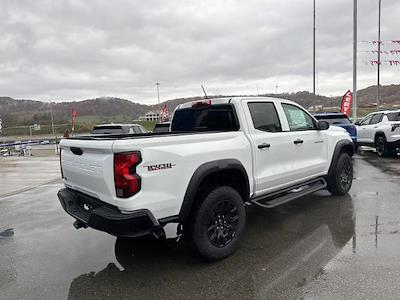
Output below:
[71,109,78,133]
[340,90,353,117]
[161,105,169,122]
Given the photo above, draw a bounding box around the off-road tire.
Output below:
[326,153,353,196]
[375,135,391,157]
[191,186,246,261]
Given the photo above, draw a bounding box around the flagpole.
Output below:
[377,0,381,111]
[353,0,358,122]
[313,0,316,112]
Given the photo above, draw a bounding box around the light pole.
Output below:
[50,102,55,135]
[377,0,382,111]
[275,85,278,95]
[353,0,358,122]
[313,0,316,112]
[156,82,160,104]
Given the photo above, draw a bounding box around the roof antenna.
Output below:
[201,85,208,99]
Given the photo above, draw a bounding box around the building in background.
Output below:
[139,111,161,122]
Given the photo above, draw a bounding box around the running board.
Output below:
[251,178,327,209]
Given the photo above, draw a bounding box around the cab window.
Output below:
[248,102,282,132]
[370,113,383,125]
[359,115,372,126]
[282,104,316,131]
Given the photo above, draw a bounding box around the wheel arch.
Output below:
[374,131,386,142]
[179,159,250,223]
[327,139,354,177]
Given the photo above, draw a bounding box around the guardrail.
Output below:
[0,138,58,148]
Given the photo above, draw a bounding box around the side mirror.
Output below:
[355,121,360,125]
[317,120,329,130]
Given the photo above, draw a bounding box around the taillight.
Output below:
[114,152,141,198]
[60,148,64,179]
[192,100,211,107]
[391,124,400,132]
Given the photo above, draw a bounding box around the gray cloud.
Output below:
[1,0,399,103]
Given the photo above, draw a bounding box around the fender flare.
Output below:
[327,139,354,176]
[179,159,250,223]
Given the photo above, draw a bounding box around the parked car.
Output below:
[58,97,354,260]
[153,122,171,133]
[356,110,400,157]
[90,124,147,135]
[314,112,357,145]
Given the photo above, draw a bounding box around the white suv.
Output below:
[356,110,400,156]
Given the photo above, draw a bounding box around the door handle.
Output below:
[294,139,304,145]
[258,143,271,149]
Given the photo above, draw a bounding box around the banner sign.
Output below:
[370,60,400,66]
[361,40,400,45]
[340,90,353,117]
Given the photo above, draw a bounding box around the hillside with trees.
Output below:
[1,84,400,130]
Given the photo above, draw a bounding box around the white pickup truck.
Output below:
[356,110,400,156]
[58,97,354,260]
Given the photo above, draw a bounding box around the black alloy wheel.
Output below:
[207,199,239,248]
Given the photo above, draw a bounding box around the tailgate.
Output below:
[60,138,116,205]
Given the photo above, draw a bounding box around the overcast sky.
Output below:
[1,0,400,104]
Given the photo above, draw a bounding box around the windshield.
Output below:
[171,104,239,132]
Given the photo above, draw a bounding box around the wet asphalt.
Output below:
[0,152,399,299]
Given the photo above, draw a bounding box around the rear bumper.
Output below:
[57,188,160,237]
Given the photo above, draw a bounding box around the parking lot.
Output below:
[1,151,399,299]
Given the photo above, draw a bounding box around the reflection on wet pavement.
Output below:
[0,156,60,198]
[0,153,399,299]
[67,193,354,299]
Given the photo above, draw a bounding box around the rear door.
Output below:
[280,103,328,180]
[243,100,294,195]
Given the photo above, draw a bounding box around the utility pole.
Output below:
[377,0,382,111]
[275,85,279,95]
[353,0,358,122]
[156,82,160,104]
[313,0,316,112]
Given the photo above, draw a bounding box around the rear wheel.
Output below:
[191,186,246,261]
[326,153,353,195]
[375,135,390,157]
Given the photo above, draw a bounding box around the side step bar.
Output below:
[251,178,327,209]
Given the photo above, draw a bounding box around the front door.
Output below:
[280,103,328,181]
[357,114,373,143]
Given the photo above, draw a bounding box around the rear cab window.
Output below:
[171,104,239,132]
